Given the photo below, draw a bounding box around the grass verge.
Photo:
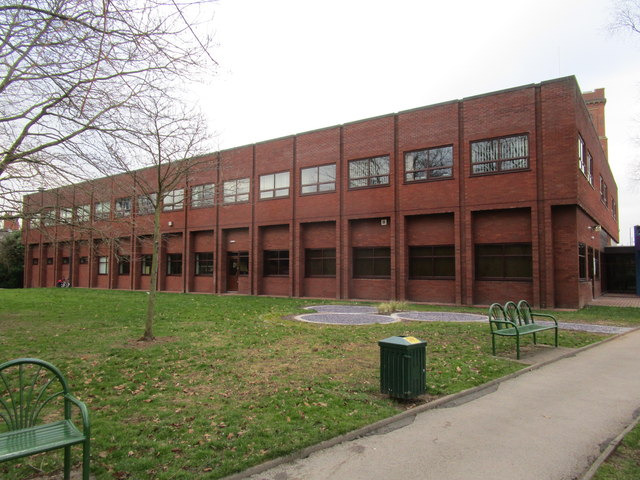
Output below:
[592,419,640,479]
[0,289,630,479]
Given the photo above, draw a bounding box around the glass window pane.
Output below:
[301,167,318,185]
[318,165,336,183]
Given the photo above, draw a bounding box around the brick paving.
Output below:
[588,294,640,308]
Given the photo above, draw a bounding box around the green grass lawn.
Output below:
[593,419,640,480]
[0,289,630,479]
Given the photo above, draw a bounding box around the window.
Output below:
[409,246,455,278]
[137,194,156,215]
[79,256,88,265]
[42,209,55,226]
[28,214,40,229]
[94,201,110,221]
[578,243,587,280]
[305,248,336,277]
[115,197,132,217]
[62,257,70,265]
[588,247,594,280]
[405,146,453,182]
[223,178,250,204]
[46,257,53,265]
[237,252,249,276]
[349,155,390,188]
[59,208,73,224]
[612,198,617,220]
[263,250,289,276]
[191,184,215,208]
[141,254,153,275]
[166,253,182,275]
[595,250,600,280]
[475,243,532,280]
[163,189,184,212]
[577,136,593,183]
[75,205,90,223]
[98,256,108,275]
[118,255,130,275]
[260,172,290,199]
[353,247,391,278]
[301,164,336,194]
[32,258,39,265]
[600,176,608,206]
[195,252,214,276]
[471,134,528,174]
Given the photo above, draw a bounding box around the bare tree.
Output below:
[85,94,213,341]
[0,0,216,219]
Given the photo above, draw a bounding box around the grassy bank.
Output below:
[0,289,626,479]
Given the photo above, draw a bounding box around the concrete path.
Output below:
[236,329,640,480]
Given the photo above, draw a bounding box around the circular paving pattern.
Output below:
[296,312,398,325]
[304,305,378,314]
[392,311,488,323]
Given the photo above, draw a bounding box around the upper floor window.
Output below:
[301,164,336,194]
[349,155,390,188]
[600,176,608,206]
[578,136,593,184]
[163,189,184,212]
[42,208,55,227]
[405,146,453,182]
[59,208,73,224]
[612,198,617,220]
[260,172,290,199]
[223,178,250,204]
[471,134,528,175]
[28,214,40,229]
[191,184,215,208]
[75,205,90,223]
[115,197,132,217]
[137,194,156,215]
[94,201,110,221]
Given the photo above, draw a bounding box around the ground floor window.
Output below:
[98,256,109,275]
[118,255,130,275]
[305,248,336,277]
[264,250,289,276]
[475,243,532,280]
[353,247,391,278]
[141,254,152,275]
[195,252,214,276]
[578,243,587,280]
[409,245,455,278]
[166,253,183,276]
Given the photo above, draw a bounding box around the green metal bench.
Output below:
[0,358,90,480]
[489,300,558,359]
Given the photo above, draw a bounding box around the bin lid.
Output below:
[378,335,426,347]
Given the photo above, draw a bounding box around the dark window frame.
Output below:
[348,155,390,189]
[79,256,88,265]
[223,178,250,204]
[263,250,289,276]
[259,171,290,200]
[166,253,183,276]
[163,189,184,212]
[305,248,336,277]
[141,254,153,276]
[195,252,214,276]
[301,164,337,195]
[470,134,529,176]
[191,183,215,208]
[97,256,109,275]
[114,197,132,217]
[404,145,454,183]
[118,255,131,275]
[475,243,532,281]
[408,245,455,279]
[353,247,391,278]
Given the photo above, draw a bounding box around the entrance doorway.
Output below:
[227,251,248,292]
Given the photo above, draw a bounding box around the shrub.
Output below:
[377,301,409,315]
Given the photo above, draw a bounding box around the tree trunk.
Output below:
[142,202,162,341]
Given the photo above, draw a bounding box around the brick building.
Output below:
[22,76,619,308]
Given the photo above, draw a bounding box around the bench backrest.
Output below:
[504,301,521,326]
[0,358,72,432]
[517,300,535,325]
[488,303,511,331]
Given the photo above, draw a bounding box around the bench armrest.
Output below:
[65,393,91,438]
[530,313,558,326]
[489,319,518,330]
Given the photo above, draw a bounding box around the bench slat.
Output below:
[0,420,85,461]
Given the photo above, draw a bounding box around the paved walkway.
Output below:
[235,328,640,480]
[588,293,640,308]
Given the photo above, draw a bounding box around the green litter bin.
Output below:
[378,336,426,399]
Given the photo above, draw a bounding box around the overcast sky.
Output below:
[199,0,640,245]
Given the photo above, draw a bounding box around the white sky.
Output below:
[199,0,640,245]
